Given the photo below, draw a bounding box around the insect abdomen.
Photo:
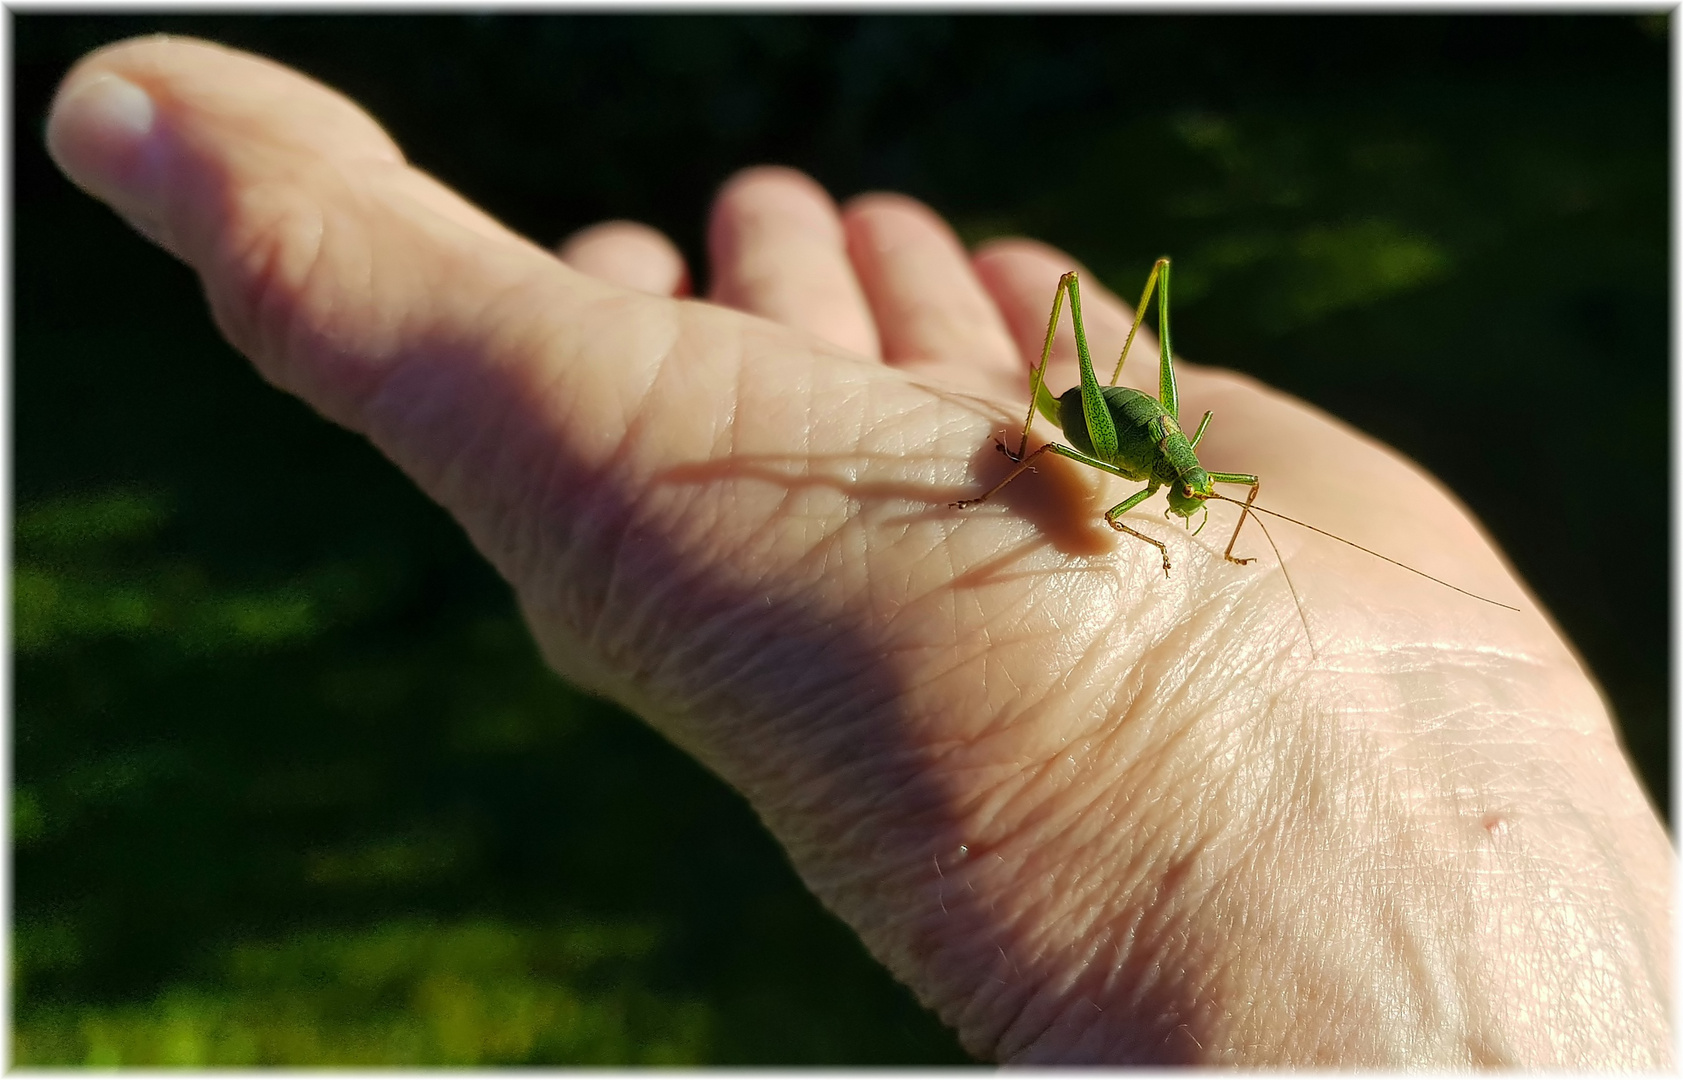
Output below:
[1057,385,1170,478]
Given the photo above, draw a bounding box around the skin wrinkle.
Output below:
[209,181,329,389]
[712,476,819,591]
[1455,852,1512,1066]
[251,187,339,398]
[1178,713,1332,1049]
[930,917,1026,1040]
[419,357,562,599]
[898,528,974,616]
[738,644,903,764]
[898,393,975,466]
[1556,827,1669,1057]
[564,314,760,673]
[565,463,655,671]
[1339,709,1528,1056]
[242,163,530,424]
[1016,672,1151,800]
[476,385,578,574]
[606,526,750,687]
[983,712,1160,885]
[1049,577,1157,688]
[1250,859,1359,1056]
[669,689,915,868]
[1061,603,1149,706]
[525,468,630,690]
[502,333,635,606]
[1193,867,1254,1059]
[1389,864,1466,1056]
[380,275,654,566]
[1362,638,1555,672]
[962,713,1117,847]
[875,612,980,708]
[936,946,1023,1054]
[764,497,860,593]
[642,528,822,674]
[978,645,1035,730]
[848,879,1014,1018]
[1151,908,1227,1055]
[945,922,1047,1055]
[661,608,855,731]
[1015,857,1209,1060]
[1003,841,1151,1009]
[1141,597,1275,717]
[743,494,875,607]
[790,760,930,864]
[814,775,957,893]
[817,504,863,587]
[947,675,1114,802]
[363,280,600,522]
[990,737,1227,1058]
[1194,890,1257,1060]
[938,523,970,687]
[653,578,804,689]
[535,524,700,703]
[888,693,1151,1036]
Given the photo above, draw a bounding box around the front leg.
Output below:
[1207,472,1261,565]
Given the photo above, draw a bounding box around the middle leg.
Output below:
[1104,483,1170,576]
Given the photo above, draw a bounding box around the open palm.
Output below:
[48,36,1669,1066]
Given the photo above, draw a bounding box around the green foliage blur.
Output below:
[13,14,1667,1066]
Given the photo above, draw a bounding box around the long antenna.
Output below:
[1240,504,1317,658]
[1208,493,1520,612]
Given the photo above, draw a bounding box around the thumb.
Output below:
[45,35,658,437]
[44,38,737,615]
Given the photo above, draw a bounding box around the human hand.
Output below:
[47,36,1670,1065]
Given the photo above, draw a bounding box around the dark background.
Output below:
[13,14,1668,1065]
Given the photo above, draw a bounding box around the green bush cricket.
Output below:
[951,258,1517,647]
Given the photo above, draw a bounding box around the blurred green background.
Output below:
[13,14,1668,1066]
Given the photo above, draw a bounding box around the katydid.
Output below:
[950,258,1518,632]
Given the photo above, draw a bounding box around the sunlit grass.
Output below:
[14,919,711,1066]
[14,489,381,656]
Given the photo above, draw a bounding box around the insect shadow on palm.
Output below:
[950,258,1518,650]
